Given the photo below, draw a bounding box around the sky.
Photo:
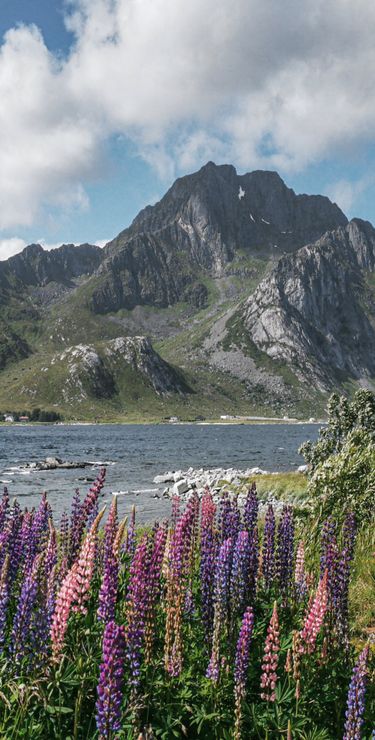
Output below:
[1,0,375,260]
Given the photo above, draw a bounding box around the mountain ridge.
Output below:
[0,162,372,420]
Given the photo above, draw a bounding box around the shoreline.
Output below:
[0,417,325,428]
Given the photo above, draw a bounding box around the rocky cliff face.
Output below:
[53,336,189,404]
[241,219,375,389]
[89,162,347,313]
[0,242,103,299]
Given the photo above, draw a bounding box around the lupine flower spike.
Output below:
[260,601,280,701]
[234,607,254,740]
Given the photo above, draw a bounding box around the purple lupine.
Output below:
[243,484,259,533]
[0,489,10,532]
[125,533,150,685]
[171,495,181,529]
[10,553,42,667]
[69,469,106,564]
[0,555,10,651]
[207,537,233,681]
[200,491,217,643]
[335,514,357,646]
[122,505,136,558]
[103,496,118,568]
[294,540,307,601]
[234,607,255,740]
[230,531,250,622]
[248,526,259,603]
[227,498,241,542]
[276,506,295,604]
[96,620,126,739]
[145,523,168,662]
[164,497,198,676]
[262,505,276,591]
[219,493,232,543]
[343,645,370,740]
[320,517,336,577]
[59,510,70,562]
[97,550,119,624]
[24,493,50,575]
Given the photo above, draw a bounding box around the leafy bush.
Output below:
[300,390,375,528]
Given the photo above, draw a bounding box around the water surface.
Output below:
[0,423,319,521]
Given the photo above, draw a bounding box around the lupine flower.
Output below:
[144,524,168,662]
[0,555,10,651]
[243,483,259,533]
[207,537,233,681]
[234,607,255,740]
[200,490,217,642]
[59,510,70,561]
[11,553,42,666]
[97,550,119,624]
[51,508,105,660]
[260,601,280,702]
[103,496,118,568]
[262,505,276,591]
[247,526,259,603]
[343,645,369,740]
[164,498,197,676]
[122,505,136,557]
[294,540,307,601]
[96,620,126,739]
[126,533,151,685]
[230,531,250,622]
[0,489,9,532]
[276,506,294,604]
[299,570,328,653]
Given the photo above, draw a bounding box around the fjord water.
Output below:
[0,423,319,521]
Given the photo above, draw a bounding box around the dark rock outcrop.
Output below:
[90,162,347,313]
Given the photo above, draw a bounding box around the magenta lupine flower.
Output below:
[207,537,233,681]
[200,490,217,642]
[276,506,294,604]
[69,469,106,564]
[343,645,370,740]
[230,531,250,621]
[96,620,126,740]
[243,483,259,533]
[299,570,328,653]
[234,607,255,740]
[260,601,280,702]
[320,517,336,577]
[262,505,276,591]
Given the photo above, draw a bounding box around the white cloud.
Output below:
[325,175,375,215]
[0,237,28,260]
[1,0,375,230]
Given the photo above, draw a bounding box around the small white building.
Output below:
[4,414,14,423]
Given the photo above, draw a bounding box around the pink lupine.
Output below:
[299,570,328,653]
[50,508,105,660]
[260,601,280,702]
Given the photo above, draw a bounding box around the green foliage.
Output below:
[300,390,375,529]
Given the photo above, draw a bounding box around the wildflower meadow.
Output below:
[0,468,373,739]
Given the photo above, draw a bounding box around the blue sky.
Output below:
[1,0,375,258]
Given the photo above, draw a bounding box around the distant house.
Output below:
[19,416,30,422]
[4,414,14,423]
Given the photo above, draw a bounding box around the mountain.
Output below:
[0,162,372,421]
[89,162,347,313]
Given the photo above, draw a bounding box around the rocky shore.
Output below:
[153,465,308,513]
